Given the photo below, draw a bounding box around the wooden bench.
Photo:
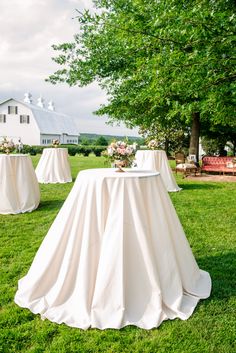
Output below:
[201,156,236,175]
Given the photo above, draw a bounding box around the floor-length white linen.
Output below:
[135,150,181,192]
[15,169,211,329]
[0,154,40,214]
[35,148,72,183]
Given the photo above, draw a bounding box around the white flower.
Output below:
[0,137,15,154]
[148,139,158,150]
[107,147,114,156]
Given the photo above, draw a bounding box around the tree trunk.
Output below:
[164,138,169,156]
[233,139,236,156]
[189,112,200,162]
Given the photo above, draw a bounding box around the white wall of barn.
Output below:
[0,99,40,145]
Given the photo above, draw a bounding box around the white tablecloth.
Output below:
[15,169,211,330]
[0,154,40,214]
[135,150,181,192]
[35,148,72,183]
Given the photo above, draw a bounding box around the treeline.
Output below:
[78,133,144,146]
[17,134,144,156]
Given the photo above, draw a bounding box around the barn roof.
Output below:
[0,98,80,136]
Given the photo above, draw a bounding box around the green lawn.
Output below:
[0,155,235,353]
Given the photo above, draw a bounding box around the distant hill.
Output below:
[79,133,143,143]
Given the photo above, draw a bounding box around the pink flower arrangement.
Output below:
[105,140,137,166]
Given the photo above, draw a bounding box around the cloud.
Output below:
[0,0,139,137]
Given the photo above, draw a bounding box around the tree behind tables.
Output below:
[48,0,236,161]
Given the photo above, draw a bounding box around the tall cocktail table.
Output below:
[135,150,181,192]
[35,148,72,183]
[15,169,211,329]
[0,154,40,214]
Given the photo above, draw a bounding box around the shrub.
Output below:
[81,146,92,156]
[67,146,78,156]
[92,146,106,157]
[21,145,43,155]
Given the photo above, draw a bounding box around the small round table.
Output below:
[0,154,40,214]
[35,148,72,183]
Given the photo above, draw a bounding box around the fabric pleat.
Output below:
[135,150,181,192]
[35,148,72,183]
[0,154,40,214]
[15,169,211,329]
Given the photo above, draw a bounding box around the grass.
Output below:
[0,155,235,353]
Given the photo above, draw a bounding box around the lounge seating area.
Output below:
[201,156,236,175]
[175,153,236,177]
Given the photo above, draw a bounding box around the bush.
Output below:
[34,146,44,154]
[67,146,78,156]
[21,145,43,155]
[18,144,106,157]
[61,144,92,156]
[92,146,107,157]
[76,145,106,157]
[81,146,92,156]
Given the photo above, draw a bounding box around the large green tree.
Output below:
[48,0,236,160]
[201,121,236,155]
[138,117,190,155]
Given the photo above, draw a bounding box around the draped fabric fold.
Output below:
[0,154,40,214]
[35,148,72,183]
[15,169,211,329]
[135,150,181,192]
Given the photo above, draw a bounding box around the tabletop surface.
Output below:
[136,149,165,153]
[0,154,29,158]
[78,168,160,179]
[43,148,67,151]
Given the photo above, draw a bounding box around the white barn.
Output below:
[0,94,80,146]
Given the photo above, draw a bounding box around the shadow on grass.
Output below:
[197,251,236,300]
[178,183,222,190]
[37,200,64,212]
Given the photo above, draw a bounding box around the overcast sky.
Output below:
[0,0,139,137]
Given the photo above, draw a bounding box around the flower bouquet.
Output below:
[105,140,137,172]
[52,139,60,147]
[0,137,15,154]
[147,139,158,150]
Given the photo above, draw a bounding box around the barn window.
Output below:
[0,114,6,123]
[20,115,30,124]
[8,106,18,114]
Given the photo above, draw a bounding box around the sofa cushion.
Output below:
[176,163,197,170]
[201,156,235,173]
